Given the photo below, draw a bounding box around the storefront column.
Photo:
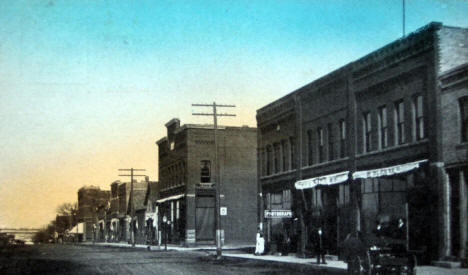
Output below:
[459,169,467,258]
[185,194,196,246]
[434,163,451,259]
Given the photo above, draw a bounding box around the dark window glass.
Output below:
[339,119,346,158]
[290,138,297,169]
[317,128,324,162]
[200,160,211,183]
[307,130,314,165]
[378,106,388,149]
[281,140,288,171]
[274,143,280,173]
[414,95,425,140]
[266,146,272,175]
[363,112,372,152]
[328,123,334,161]
[395,100,405,144]
[461,97,468,142]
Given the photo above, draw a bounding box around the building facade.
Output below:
[257,22,468,262]
[156,119,258,246]
[77,186,110,241]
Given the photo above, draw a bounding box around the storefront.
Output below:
[295,170,349,255]
[263,187,295,253]
[145,211,158,245]
[157,194,185,244]
[353,159,433,261]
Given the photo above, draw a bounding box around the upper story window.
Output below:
[200,160,211,183]
[395,99,405,145]
[460,96,468,142]
[328,123,334,161]
[281,140,288,171]
[317,127,324,162]
[363,112,372,153]
[378,106,388,149]
[413,95,425,140]
[274,143,280,174]
[261,149,266,176]
[339,119,346,158]
[307,130,314,165]
[290,137,297,169]
[266,145,272,175]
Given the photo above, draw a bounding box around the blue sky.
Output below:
[1,0,467,228]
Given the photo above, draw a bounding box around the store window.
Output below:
[317,127,324,162]
[460,96,468,142]
[339,184,350,206]
[200,160,211,183]
[378,106,388,149]
[363,112,372,153]
[395,99,405,145]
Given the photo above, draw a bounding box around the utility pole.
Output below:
[118,168,146,247]
[192,102,235,259]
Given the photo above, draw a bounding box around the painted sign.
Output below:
[220,207,227,216]
[295,171,349,190]
[264,210,292,219]
[352,159,427,179]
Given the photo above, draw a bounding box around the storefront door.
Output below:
[195,195,215,241]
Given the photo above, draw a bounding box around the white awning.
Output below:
[70,222,85,234]
[156,194,185,204]
[352,159,427,180]
[295,171,349,190]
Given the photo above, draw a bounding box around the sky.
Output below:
[0,0,467,228]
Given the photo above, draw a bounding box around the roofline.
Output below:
[257,21,444,115]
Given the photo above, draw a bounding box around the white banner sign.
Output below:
[352,159,427,179]
[295,171,349,190]
[264,210,292,219]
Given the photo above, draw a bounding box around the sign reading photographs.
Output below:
[264,210,292,219]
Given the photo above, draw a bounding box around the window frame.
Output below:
[363,112,372,153]
[317,127,324,162]
[395,99,405,145]
[378,105,388,149]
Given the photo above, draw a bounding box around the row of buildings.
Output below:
[72,122,258,247]
[63,22,467,264]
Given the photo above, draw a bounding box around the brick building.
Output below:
[77,186,110,241]
[257,22,468,262]
[107,180,147,242]
[156,119,257,246]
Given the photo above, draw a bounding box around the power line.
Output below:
[118,168,146,247]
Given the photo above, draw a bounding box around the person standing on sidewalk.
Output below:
[313,226,326,264]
